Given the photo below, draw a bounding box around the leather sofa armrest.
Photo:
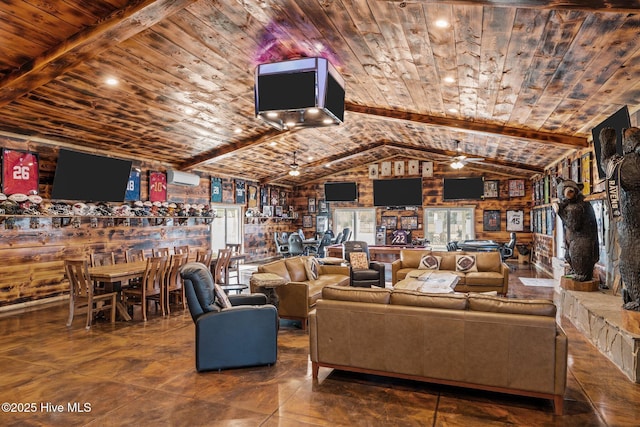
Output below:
[229,293,268,306]
[555,325,568,395]
[275,281,310,318]
[500,262,510,295]
[369,261,386,288]
[391,259,403,285]
[309,309,318,362]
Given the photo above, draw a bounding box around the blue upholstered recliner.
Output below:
[180,262,278,372]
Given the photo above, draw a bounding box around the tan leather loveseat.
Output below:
[256,256,350,330]
[310,286,567,415]
[392,250,509,295]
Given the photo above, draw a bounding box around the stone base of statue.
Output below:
[560,276,599,292]
[622,309,640,335]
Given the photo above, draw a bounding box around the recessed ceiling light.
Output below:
[184,107,195,115]
[307,156,313,161]
[448,108,458,113]
[234,128,242,134]
[270,141,277,146]
[266,112,279,118]
[285,120,296,128]
[307,108,320,115]
[444,76,455,83]
[105,77,118,86]
[435,19,449,28]
[322,118,334,124]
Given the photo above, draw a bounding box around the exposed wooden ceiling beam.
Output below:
[345,102,587,149]
[385,0,640,13]
[0,0,198,107]
[180,129,285,171]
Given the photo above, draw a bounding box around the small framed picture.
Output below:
[368,164,379,179]
[506,210,524,232]
[407,160,420,175]
[394,161,405,176]
[380,161,392,177]
[303,215,313,228]
[263,205,273,217]
[484,180,499,198]
[318,199,328,213]
[581,152,591,195]
[275,206,283,217]
[381,215,397,229]
[483,210,501,232]
[508,179,525,198]
[571,158,581,183]
[308,197,316,213]
[400,215,418,230]
[422,161,433,178]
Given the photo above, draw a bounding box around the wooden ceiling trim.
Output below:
[0,0,198,108]
[345,101,587,148]
[385,1,640,13]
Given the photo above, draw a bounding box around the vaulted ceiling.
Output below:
[1,0,639,186]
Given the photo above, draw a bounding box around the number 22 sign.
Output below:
[2,149,39,195]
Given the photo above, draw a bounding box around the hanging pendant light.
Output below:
[289,151,300,176]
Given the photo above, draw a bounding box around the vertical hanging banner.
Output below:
[125,168,141,201]
[235,179,246,204]
[211,177,222,203]
[2,149,39,195]
[149,171,167,202]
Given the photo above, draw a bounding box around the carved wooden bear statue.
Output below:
[599,127,640,311]
[554,178,599,282]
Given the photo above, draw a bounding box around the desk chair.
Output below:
[499,232,517,261]
[65,259,117,329]
[195,249,213,269]
[288,234,305,257]
[274,232,289,258]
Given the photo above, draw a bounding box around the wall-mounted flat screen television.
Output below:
[592,105,630,179]
[324,182,357,202]
[51,149,133,202]
[443,177,484,201]
[373,178,423,207]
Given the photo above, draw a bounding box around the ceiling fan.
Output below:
[288,151,301,176]
[450,140,484,169]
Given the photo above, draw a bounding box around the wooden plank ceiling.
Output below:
[1,0,640,186]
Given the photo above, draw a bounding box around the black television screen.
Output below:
[324,182,357,202]
[443,177,484,201]
[592,105,630,179]
[257,71,316,112]
[51,149,133,202]
[373,178,423,207]
[325,72,345,122]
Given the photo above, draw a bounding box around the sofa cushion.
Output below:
[285,257,308,282]
[437,253,457,271]
[322,284,391,304]
[260,260,292,283]
[390,289,468,310]
[475,251,502,272]
[465,271,505,286]
[468,294,557,317]
[419,254,441,270]
[456,254,478,272]
[401,250,431,268]
[213,283,232,308]
[304,257,320,280]
[349,252,369,270]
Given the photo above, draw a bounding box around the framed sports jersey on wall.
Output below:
[2,149,39,195]
[149,171,167,202]
[125,168,141,201]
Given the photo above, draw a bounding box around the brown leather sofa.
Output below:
[391,250,509,295]
[310,286,567,415]
[255,256,350,329]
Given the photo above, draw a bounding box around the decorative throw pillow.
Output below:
[418,254,441,270]
[213,283,232,308]
[349,252,369,270]
[304,257,320,281]
[455,254,478,272]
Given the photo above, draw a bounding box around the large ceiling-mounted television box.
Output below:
[255,57,345,130]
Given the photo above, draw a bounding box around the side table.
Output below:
[220,284,248,295]
[250,273,286,308]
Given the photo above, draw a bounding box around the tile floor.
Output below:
[0,261,638,426]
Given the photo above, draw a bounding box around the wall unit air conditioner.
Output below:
[167,170,200,186]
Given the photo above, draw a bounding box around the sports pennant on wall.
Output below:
[149,171,167,202]
[2,149,39,195]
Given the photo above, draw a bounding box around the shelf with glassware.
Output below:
[244,207,297,224]
[0,214,211,230]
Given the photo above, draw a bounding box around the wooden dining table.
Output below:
[88,260,148,321]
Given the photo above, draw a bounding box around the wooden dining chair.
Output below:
[225,243,241,284]
[213,249,232,286]
[195,249,213,269]
[65,259,118,329]
[122,256,167,321]
[165,252,189,314]
[153,247,171,258]
[126,248,146,263]
[90,252,115,267]
[174,245,190,259]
